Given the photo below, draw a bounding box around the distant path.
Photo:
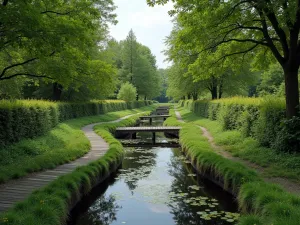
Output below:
[0,114,137,213]
[174,110,300,196]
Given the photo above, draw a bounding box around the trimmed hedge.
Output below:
[0,113,148,225]
[164,112,300,225]
[179,97,300,153]
[0,100,152,147]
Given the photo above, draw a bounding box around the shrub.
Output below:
[179,97,300,153]
[117,82,137,102]
[273,115,300,153]
[0,99,152,147]
[164,113,300,224]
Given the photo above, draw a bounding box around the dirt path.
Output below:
[175,110,300,196]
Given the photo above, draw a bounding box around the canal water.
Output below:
[69,123,239,225]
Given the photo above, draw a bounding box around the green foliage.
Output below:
[0,100,152,147]
[253,98,286,148]
[115,30,161,99]
[117,82,137,101]
[273,115,300,153]
[164,109,300,224]
[0,112,149,225]
[0,0,118,98]
[0,105,155,183]
[189,114,300,181]
[154,69,169,103]
[257,64,285,97]
[149,0,300,117]
[179,97,300,153]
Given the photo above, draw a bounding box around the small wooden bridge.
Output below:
[139,115,170,124]
[115,126,181,143]
[156,106,170,115]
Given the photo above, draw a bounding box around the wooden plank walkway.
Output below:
[139,115,170,119]
[0,114,135,213]
[157,106,170,109]
[115,126,181,133]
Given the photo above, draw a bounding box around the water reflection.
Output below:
[75,195,120,225]
[69,133,239,225]
[121,147,157,191]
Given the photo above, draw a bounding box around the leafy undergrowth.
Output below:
[177,107,300,181]
[0,105,156,184]
[165,108,300,225]
[0,112,148,225]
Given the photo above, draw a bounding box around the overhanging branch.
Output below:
[0,57,37,79]
[0,73,53,81]
[212,43,260,65]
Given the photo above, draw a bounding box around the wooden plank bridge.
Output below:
[139,115,170,124]
[115,126,181,143]
[156,106,170,115]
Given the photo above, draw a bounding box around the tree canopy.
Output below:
[1,2,162,101]
[148,0,300,117]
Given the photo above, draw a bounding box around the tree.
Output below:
[154,69,169,103]
[148,0,300,118]
[119,30,139,83]
[1,0,117,100]
[118,30,161,100]
[117,82,137,102]
[257,63,285,96]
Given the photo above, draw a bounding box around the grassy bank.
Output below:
[0,105,156,184]
[179,97,300,154]
[181,107,300,181]
[165,109,300,225]
[0,112,148,225]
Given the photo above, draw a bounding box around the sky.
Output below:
[109,0,174,69]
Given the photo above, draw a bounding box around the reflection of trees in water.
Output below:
[121,147,157,191]
[167,149,226,225]
[78,194,120,225]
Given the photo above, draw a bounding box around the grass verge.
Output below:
[0,105,156,184]
[177,107,300,181]
[164,108,300,225]
[0,112,148,225]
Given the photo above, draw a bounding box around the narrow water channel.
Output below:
[69,123,239,225]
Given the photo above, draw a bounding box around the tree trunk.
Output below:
[53,82,63,101]
[144,96,147,100]
[187,93,191,99]
[211,86,217,100]
[283,67,300,118]
[192,92,198,100]
[218,82,223,99]
[209,76,218,100]
[136,94,139,101]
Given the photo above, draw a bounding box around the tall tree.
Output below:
[120,29,139,82]
[148,0,300,117]
[118,30,161,100]
[1,0,117,100]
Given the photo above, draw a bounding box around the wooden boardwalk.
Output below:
[115,126,181,143]
[139,115,170,125]
[0,114,135,213]
[139,115,170,119]
[156,106,170,115]
[116,126,181,133]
